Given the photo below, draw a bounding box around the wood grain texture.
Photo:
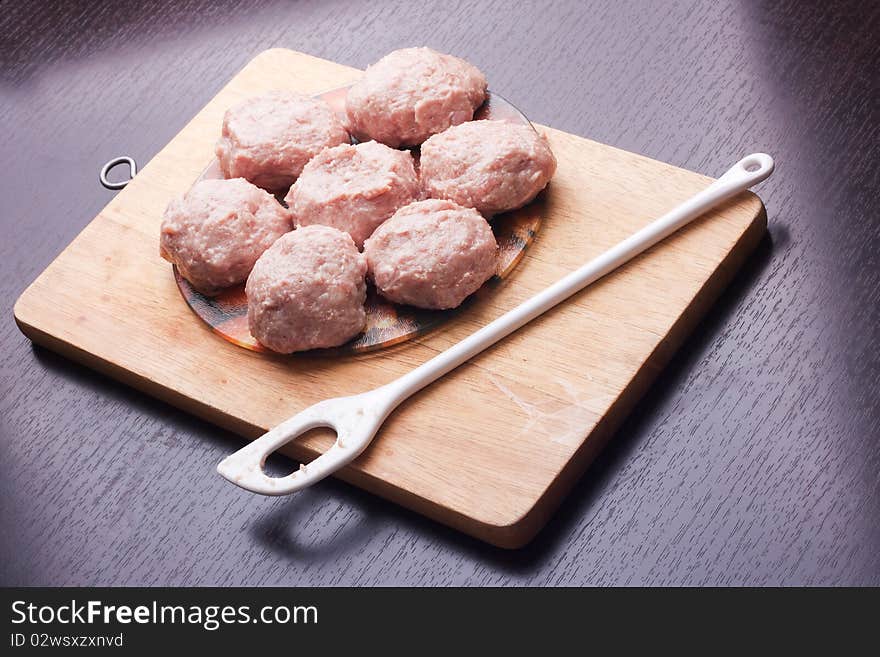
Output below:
[13,48,765,547]
[1,0,878,581]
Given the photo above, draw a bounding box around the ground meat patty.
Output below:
[216,91,349,190]
[345,48,487,148]
[160,178,291,295]
[284,141,420,249]
[419,120,557,216]
[363,199,498,310]
[246,225,367,353]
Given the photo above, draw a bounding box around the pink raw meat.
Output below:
[216,91,349,191]
[246,225,367,353]
[285,141,420,248]
[345,48,487,148]
[363,199,498,310]
[419,120,557,216]
[160,178,291,295]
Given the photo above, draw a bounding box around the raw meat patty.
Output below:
[363,199,498,309]
[345,47,487,148]
[285,141,420,248]
[216,91,349,190]
[246,225,367,353]
[419,120,557,216]
[160,178,291,295]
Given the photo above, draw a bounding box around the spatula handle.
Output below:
[384,153,774,405]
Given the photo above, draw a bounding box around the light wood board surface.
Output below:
[13,49,766,548]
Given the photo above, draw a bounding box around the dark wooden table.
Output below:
[2,0,878,586]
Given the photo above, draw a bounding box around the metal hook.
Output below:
[100,156,138,190]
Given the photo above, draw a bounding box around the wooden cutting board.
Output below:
[13,49,766,548]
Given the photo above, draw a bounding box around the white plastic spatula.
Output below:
[217,153,774,495]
